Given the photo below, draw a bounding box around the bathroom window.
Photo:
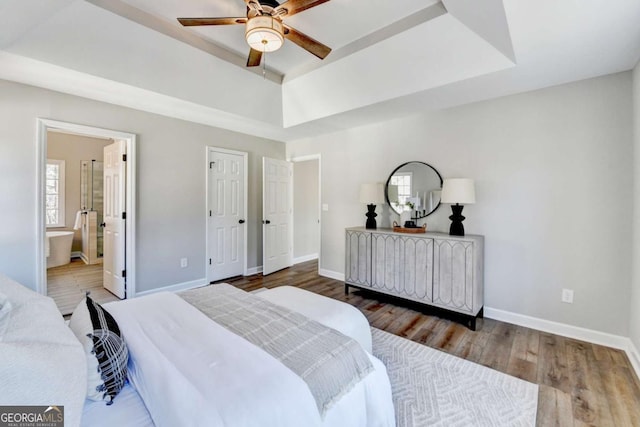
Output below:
[46,159,65,228]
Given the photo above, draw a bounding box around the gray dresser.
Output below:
[345,227,484,330]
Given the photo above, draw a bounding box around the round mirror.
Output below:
[385,162,443,218]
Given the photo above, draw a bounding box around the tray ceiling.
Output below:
[0,0,639,141]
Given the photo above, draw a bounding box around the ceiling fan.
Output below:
[178,0,332,67]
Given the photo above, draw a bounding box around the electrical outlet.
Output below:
[561,288,574,304]
[322,204,329,211]
[180,258,188,268]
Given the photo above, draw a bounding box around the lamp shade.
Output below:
[441,178,476,204]
[245,16,284,52]
[359,183,385,204]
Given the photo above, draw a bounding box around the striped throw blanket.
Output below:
[180,284,373,416]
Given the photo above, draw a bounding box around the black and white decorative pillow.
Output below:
[69,295,128,405]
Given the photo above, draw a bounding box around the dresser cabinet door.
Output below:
[345,230,371,286]
[433,239,475,313]
[371,233,433,302]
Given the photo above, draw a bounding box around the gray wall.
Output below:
[632,62,640,353]
[0,79,285,293]
[293,159,320,260]
[287,72,633,336]
[47,132,111,251]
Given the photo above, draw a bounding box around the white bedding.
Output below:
[81,384,153,427]
[103,292,395,427]
[257,285,373,353]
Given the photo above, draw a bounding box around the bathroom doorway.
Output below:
[37,119,137,315]
[45,131,114,314]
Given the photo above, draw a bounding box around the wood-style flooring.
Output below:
[47,258,120,315]
[222,260,640,427]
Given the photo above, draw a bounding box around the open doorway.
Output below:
[36,119,137,315]
[291,155,321,271]
[45,131,115,314]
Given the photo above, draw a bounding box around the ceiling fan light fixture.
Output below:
[245,16,284,52]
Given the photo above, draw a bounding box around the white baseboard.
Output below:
[245,266,263,276]
[312,269,640,378]
[626,340,640,379]
[319,268,344,281]
[485,307,640,379]
[293,253,318,265]
[135,278,207,297]
[484,307,629,349]
[71,251,82,259]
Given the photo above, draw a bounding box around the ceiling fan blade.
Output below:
[245,0,264,14]
[177,17,247,26]
[283,25,331,59]
[275,0,329,17]
[247,49,263,67]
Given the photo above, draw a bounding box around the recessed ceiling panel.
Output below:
[282,14,515,127]
[121,0,440,74]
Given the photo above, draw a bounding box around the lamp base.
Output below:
[365,204,378,229]
[448,204,466,236]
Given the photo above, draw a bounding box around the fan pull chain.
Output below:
[262,40,267,79]
[263,54,266,79]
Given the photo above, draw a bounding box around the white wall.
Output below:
[0,79,285,293]
[287,72,633,336]
[293,159,320,260]
[631,62,640,352]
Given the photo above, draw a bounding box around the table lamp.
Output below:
[359,183,385,229]
[441,178,476,236]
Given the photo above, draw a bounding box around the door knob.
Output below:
[239,219,245,224]
[100,222,106,227]
[264,220,271,224]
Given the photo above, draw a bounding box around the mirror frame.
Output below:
[385,161,443,219]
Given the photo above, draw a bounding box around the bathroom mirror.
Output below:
[385,161,443,218]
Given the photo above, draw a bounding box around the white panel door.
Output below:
[263,157,292,275]
[208,149,245,282]
[103,140,126,299]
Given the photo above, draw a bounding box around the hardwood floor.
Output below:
[47,258,120,315]
[223,260,640,427]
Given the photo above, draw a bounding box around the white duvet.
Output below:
[104,292,395,427]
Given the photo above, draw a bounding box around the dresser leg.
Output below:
[478,307,484,318]
[344,284,349,295]
[469,316,477,331]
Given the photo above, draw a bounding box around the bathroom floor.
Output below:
[47,258,120,316]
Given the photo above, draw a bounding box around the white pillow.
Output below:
[0,273,86,427]
[69,296,128,405]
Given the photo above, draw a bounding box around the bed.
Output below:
[0,274,395,427]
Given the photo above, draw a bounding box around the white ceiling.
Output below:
[0,0,639,142]
[119,0,440,75]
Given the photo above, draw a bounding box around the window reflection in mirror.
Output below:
[385,162,443,218]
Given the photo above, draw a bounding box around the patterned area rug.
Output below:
[371,328,538,427]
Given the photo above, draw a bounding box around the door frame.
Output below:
[205,146,248,282]
[36,118,137,298]
[288,154,322,275]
